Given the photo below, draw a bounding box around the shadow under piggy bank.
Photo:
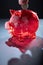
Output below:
[8,47,43,65]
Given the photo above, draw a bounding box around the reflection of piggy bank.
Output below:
[5,9,39,52]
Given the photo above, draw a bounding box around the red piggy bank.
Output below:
[5,9,39,52]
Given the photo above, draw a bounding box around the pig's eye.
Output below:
[10,15,19,23]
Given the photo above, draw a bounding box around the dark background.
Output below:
[0,0,43,19]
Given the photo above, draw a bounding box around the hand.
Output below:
[18,0,29,9]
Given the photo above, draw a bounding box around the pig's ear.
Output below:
[9,9,15,15]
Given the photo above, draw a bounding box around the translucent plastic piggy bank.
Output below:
[5,9,39,52]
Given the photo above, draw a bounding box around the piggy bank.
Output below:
[5,9,39,52]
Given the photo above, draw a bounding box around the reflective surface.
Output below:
[0,19,43,65]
